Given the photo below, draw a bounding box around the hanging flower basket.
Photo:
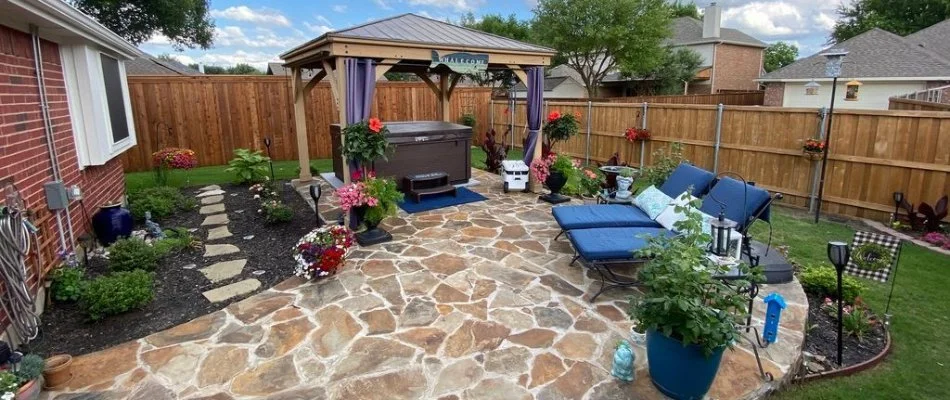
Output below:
[802,139,825,160]
[803,151,824,161]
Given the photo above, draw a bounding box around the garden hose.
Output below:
[0,207,41,344]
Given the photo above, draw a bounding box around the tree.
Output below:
[534,0,672,98]
[226,64,262,75]
[649,47,703,94]
[831,0,950,43]
[763,42,798,72]
[383,72,420,81]
[460,13,534,93]
[71,0,214,49]
[670,1,699,18]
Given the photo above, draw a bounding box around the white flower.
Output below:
[254,194,260,199]
[2,392,15,400]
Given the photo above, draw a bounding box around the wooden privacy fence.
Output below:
[605,91,764,106]
[122,76,492,172]
[888,97,950,112]
[489,101,950,221]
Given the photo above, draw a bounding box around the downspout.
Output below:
[30,24,72,252]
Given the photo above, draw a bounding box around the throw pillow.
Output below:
[655,194,714,235]
[633,185,674,220]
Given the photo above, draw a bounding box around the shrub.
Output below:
[80,270,154,321]
[226,148,270,185]
[152,228,201,255]
[127,186,194,221]
[639,142,686,187]
[50,266,85,302]
[108,238,161,272]
[0,371,18,395]
[15,353,45,382]
[480,128,510,173]
[458,113,476,128]
[842,302,876,342]
[799,264,865,303]
[260,199,293,224]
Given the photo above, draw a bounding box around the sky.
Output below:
[141,0,851,71]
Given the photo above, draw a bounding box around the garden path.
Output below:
[194,185,260,303]
[41,170,807,400]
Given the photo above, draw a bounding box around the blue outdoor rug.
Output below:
[398,187,488,213]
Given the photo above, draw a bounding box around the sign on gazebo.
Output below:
[430,51,488,74]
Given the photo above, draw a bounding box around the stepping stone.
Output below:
[201,195,224,205]
[200,203,226,215]
[243,235,255,240]
[207,226,233,241]
[204,244,240,257]
[199,185,221,191]
[197,189,226,198]
[200,259,247,282]
[182,263,197,270]
[202,279,261,302]
[201,214,229,226]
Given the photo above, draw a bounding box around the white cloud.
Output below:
[304,22,334,35]
[332,5,347,13]
[407,0,483,11]
[374,0,392,10]
[146,34,171,45]
[722,2,802,36]
[212,26,306,48]
[210,6,291,27]
[815,12,837,31]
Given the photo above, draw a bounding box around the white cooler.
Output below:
[501,160,529,193]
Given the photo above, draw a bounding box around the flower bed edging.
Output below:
[862,219,950,257]
[793,330,892,384]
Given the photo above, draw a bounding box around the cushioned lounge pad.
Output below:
[552,204,662,231]
[568,227,674,261]
[658,163,716,198]
[699,177,772,229]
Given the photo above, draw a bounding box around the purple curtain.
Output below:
[344,58,376,178]
[523,66,544,165]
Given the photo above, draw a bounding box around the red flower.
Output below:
[351,169,363,181]
[368,118,383,133]
[547,111,561,123]
[503,107,509,115]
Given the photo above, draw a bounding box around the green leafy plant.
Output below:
[341,118,391,166]
[639,142,687,187]
[842,301,876,342]
[543,111,579,149]
[226,148,271,185]
[362,177,404,226]
[260,199,294,224]
[629,194,755,356]
[108,237,161,272]
[152,228,201,255]
[127,186,195,221]
[459,113,476,127]
[50,267,85,302]
[619,167,634,178]
[0,370,19,395]
[578,167,603,197]
[550,153,577,177]
[79,270,154,321]
[799,264,865,303]
[15,354,45,382]
[480,128,510,173]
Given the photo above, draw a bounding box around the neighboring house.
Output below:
[125,55,201,75]
[759,19,950,110]
[0,0,139,341]
[550,3,766,97]
[511,75,587,99]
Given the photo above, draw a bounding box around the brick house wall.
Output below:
[0,24,126,329]
[764,82,785,106]
[712,44,764,92]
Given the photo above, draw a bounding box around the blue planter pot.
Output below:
[92,204,133,246]
[646,329,725,400]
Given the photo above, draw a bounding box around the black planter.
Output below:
[540,171,571,204]
[354,206,392,246]
[92,204,133,246]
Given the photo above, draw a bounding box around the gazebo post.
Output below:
[291,66,328,183]
[509,66,542,192]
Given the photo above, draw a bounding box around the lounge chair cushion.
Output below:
[633,185,673,220]
[658,163,716,198]
[569,227,674,261]
[552,204,662,230]
[655,202,714,235]
[699,177,772,231]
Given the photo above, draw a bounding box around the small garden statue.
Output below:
[143,211,164,240]
[611,341,635,382]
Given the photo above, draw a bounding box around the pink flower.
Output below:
[584,170,597,179]
[368,118,383,133]
[547,111,561,123]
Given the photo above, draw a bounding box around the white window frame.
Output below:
[61,44,137,168]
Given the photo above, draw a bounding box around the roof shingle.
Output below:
[125,55,201,75]
[670,17,766,48]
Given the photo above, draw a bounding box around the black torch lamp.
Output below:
[264,137,276,182]
[710,213,737,257]
[309,184,324,227]
[892,192,904,221]
[827,241,851,366]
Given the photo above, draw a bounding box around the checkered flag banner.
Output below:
[845,231,902,282]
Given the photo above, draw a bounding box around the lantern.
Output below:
[892,191,904,220]
[827,241,851,366]
[845,80,862,101]
[709,214,738,257]
[804,80,820,96]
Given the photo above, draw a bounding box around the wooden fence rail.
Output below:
[888,97,950,112]
[489,101,950,221]
[123,76,492,172]
[605,91,764,106]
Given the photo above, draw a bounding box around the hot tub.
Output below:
[331,121,472,189]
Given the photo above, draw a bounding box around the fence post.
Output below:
[585,100,592,165]
[712,103,724,173]
[809,107,828,212]
[489,99,494,129]
[640,102,648,168]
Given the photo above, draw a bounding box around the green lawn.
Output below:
[750,209,950,399]
[125,159,332,192]
[469,146,524,171]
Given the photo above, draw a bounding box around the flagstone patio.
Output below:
[42,169,806,400]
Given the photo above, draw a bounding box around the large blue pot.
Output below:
[646,329,725,400]
[92,203,133,246]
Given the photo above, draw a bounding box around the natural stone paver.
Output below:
[202,279,261,302]
[199,259,247,282]
[196,189,225,197]
[48,169,804,400]
[206,226,233,240]
[200,213,229,226]
[199,203,226,215]
[203,244,240,257]
[198,185,221,191]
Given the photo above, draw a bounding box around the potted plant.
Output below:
[531,153,576,204]
[802,139,825,161]
[578,167,603,204]
[151,147,197,186]
[543,111,580,151]
[625,127,651,142]
[616,167,635,199]
[336,175,404,246]
[292,225,354,280]
[41,355,72,390]
[341,117,391,176]
[12,354,44,400]
[628,195,754,400]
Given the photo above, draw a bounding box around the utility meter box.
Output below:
[501,160,529,193]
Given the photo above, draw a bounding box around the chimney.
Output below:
[703,2,722,39]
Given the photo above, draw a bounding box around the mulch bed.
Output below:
[25,181,316,357]
[802,294,887,370]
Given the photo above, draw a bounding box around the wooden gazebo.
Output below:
[279,13,556,184]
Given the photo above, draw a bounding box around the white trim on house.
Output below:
[61,44,137,168]
[758,76,950,83]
